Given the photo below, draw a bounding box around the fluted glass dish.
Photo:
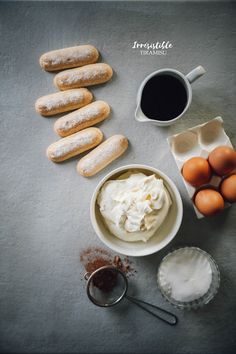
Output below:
[157,247,220,310]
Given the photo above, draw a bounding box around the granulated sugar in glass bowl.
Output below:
[157,247,220,310]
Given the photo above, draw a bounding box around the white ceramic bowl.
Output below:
[90,164,183,257]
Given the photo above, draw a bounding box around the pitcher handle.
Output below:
[186,65,206,84]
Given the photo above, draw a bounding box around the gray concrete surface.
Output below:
[0,1,236,354]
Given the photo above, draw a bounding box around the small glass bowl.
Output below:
[157,247,220,310]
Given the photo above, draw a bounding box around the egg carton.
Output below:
[167,117,233,218]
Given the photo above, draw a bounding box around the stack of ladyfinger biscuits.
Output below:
[35,45,128,177]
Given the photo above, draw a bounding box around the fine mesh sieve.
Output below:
[84,266,178,326]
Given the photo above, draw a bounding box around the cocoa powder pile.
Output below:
[92,268,118,293]
[80,247,136,293]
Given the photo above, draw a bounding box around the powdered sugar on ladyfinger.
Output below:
[54,100,110,137]
[47,127,103,163]
[54,63,113,90]
[40,45,99,71]
[35,88,93,116]
[77,135,128,177]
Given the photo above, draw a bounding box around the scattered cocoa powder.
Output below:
[80,246,136,277]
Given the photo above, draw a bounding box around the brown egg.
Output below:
[220,174,236,203]
[194,189,225,216]
[182,157,211,187]
[208,146,236,176]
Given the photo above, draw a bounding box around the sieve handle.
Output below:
[125,295,178,326]
[84,272,91,280]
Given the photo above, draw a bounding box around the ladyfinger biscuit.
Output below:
[77,135,128,177]
[54,63,113,91]
[39,45,99,71]
[47,127,103,163]
[54,100,110,137]
[35,88,93,117]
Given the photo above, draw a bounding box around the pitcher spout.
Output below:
[135,104,149,122]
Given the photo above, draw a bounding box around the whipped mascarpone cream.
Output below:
[158,248,212,302]
[97,172,172,242]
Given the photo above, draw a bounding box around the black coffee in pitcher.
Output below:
[140,74,188,121]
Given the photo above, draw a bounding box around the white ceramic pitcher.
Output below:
[135,66,206,126]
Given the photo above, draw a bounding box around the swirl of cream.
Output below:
[97,173,172,242]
